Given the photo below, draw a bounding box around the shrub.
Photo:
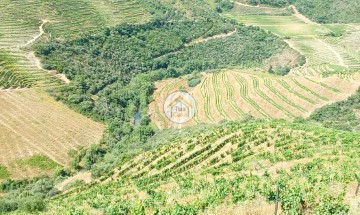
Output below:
[0,199,18,212]
[0,165,10,179]
[215,0,234,12]
[188,78,201,87]
[18,197,46,213]
[274,66,290,76]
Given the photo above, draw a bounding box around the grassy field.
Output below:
[16,155,61,171]
[230,2,292,16]
[0,89,105,180]
[225,13,330,37]
[149,70,360,129]
[0,165,10,180]
[43,120,360,214]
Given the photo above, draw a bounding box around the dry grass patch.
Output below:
[0,89,105,179]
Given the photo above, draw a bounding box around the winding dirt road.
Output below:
[22,20,71,84]
[185,29,237,46]
[289,5,316,25]
[22,20,49,47]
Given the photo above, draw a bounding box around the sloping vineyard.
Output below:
[0,0,150,89]
[224,4,360,78]
[0,50,63,89]
[45,120,360,214]
[149,70,360,129]
[0,0,149,43]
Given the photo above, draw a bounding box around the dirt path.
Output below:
[186,29,237,46]
[234,1,286,10]
[55,171,92,192]
[154,29,237,60]
[22,20,49,47]
[289,5,316,25]
[22,20,71,84]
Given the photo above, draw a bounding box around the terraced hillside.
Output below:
[0,89,105,180]
[225,3,360,77]
[0,0,149,180]
[0,0,150,88]
[44,120,360,214]
[149,70,360,129]
[0,0,149,43]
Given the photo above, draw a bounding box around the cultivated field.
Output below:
[147,1,360,130]
[225,3,360,77]
[149,70,360,129]
[0,0,149,43]
[0,89,105,180]
[0,0,150,89]
[44,120,360,214]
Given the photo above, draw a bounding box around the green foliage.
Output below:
[18,197,46,213]
[0,164,10,179]
[215,0,234,12]
[17,155,61,171]
[309,88,360,131]
[187,74,202,87]
[294,0,360,23]
[274,65,290,76]
[0,177,58,213]
[298,55,306,66]
[106,201,131,215]
[0,199,18,213]
[36,6,285,173]
[245,0,360,23]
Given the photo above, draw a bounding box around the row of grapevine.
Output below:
[212,73,230,120]
[221,72,245,117]
[276,79,317,105]
[291,78,329,101]
[200,76,215,122]
[149,70,359,128]
[44,120,360,214]
[251,76,295,118]
[264,78,306,113]
[232,73,270,118]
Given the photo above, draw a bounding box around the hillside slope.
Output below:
[294,0,360,24]
[149,70,360,129]
[310,88,360,131]
[0,89,105,180]
[238,0,360,23]
[42,120,360,214]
